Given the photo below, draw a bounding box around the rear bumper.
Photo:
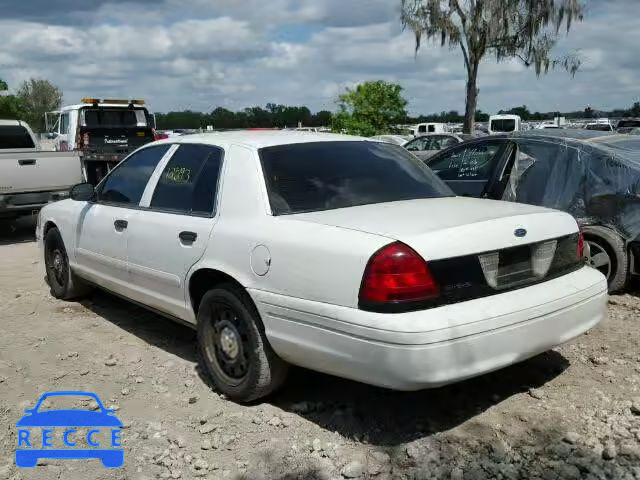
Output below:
[0,190,70,218]
[251,267,608,390]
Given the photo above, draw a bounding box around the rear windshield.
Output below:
[617,120,640,128]
[0,125,35,149]
[260,141,454,215]
[82,108,149,128]
[490,119,516,132]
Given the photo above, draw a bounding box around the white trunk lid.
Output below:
[290,197,578,261]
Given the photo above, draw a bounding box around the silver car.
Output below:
[403,133,469,160]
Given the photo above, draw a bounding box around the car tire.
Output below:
[44,227,92,300]
[197,283,288,403]
[583,226,628,293]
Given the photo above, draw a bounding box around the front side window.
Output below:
[428,141,503,181]
[60,113,69,134]
[0,126,35,149]
[150,144,223,215]
[260,141,453,215]
[97,145,170,206]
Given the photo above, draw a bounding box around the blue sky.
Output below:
[0,0,638,115]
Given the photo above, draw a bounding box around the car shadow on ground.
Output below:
[79,289,569,447]
[80,290,198,363]
[0,216,36,246]
[270,350,568,446]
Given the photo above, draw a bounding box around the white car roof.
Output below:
[167,130,366,149]
[0,119,23,126]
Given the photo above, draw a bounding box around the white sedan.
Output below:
[37,131,608,402]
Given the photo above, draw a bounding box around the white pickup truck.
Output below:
[0,120,83,220]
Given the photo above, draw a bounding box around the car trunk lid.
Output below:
[289,197,578,261]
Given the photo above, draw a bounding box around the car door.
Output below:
[124,143,224,319]
[425,139,506,197]
[56,112,70,151]
[74,144,173,296]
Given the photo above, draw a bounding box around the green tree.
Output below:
[631,102,640,118]
[475,109,489,122]
[0,79,25,120]
[332,80,408,136]
[312,110,333,127]
[16,78,63,132]
[401,0,584,133]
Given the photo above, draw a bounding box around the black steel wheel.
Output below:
[43,227,92,300]
[196,283,288,402]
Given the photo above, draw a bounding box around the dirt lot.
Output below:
[1,218,639,480]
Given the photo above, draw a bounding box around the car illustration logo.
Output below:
[514,228,527,238]
[15,391,123,468]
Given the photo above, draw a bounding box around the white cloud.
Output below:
[0,0,638,115]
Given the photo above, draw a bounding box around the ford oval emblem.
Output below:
[514,228,527,238]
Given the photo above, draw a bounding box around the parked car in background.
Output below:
[369,134,411,145]
[424,130,640,292]
[38,131,606,402]
[535,122,561,130]
[403,133,468,160]
[616,119,640,134]
[488,115,521,135]
[0,120,83,221]
[411,122,447,135]
[585,122,614,132]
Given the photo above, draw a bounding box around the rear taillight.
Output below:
[359,242,439,309]
[153,129,168,140]
[577,229,585,260]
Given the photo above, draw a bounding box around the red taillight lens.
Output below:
[359,242,439,306]
[577,229,585,260]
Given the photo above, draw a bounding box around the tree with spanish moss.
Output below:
[401,0,585,133]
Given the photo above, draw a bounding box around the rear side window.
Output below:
[0,126,35,149]
[260,141,453,215]
[428,142,503,181]
[150,144,223,215]
[97,145,170,205]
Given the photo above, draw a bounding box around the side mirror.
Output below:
[70,183,96,202]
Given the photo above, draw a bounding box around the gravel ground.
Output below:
[1,218,639,480]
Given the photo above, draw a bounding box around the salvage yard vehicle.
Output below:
[424,129,640,292]
[0,120,83,220]
[488,114,521,134]
[37,131,607,402]
[46,98,157,186]
[403,133,467,160]
[616,118,640,134]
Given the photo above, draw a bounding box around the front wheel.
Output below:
[44,227,92,300]
[583,226,628,293]
[197,283,288,403]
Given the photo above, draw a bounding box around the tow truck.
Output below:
[46,98,158,185]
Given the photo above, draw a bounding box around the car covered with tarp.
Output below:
[424,129,640,292]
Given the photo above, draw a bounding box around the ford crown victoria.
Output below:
[37,132,608,402]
